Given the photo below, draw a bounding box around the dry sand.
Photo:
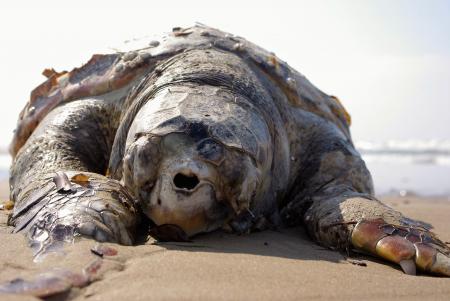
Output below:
[0,181,449,300]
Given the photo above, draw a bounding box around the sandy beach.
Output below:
[0,181,449,300]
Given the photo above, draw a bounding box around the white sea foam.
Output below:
[356,139,450,166]
[0,153,10,180]
[1,140,449,196]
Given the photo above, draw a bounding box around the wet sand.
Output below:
[0,181,449,300]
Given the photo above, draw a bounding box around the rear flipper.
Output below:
[282,122,450,276]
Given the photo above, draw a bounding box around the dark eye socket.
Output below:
[142,180,154,192]
[197,138,224,165]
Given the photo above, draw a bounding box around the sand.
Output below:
[0,181,449,300]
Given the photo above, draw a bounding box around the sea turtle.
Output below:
[8,24,450,276]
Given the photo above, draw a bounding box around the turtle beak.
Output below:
[143,154,231,236]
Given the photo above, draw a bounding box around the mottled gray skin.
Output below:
[7,25,450,275]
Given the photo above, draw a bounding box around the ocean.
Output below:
[0,153,9,180]
[1,139,450,197]
[356,139,450,197]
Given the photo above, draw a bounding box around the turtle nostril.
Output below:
[173,173,200,190]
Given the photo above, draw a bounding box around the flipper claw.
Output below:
[431,252,450,276]
[351,219,450,276]
[399,259,416,275]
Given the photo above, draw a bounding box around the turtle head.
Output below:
[121,84,273,236]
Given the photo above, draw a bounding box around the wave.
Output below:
[1,139,450,169]
[0,140,449,196]
[355,139,450,166]
[0,153,10,179]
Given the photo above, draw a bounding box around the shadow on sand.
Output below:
[149,226,345,263]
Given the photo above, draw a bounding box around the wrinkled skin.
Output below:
[8,25,450,276]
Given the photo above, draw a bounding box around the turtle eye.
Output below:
[142,180,154,192]
[197,139,224,165]
[139,180,155,201]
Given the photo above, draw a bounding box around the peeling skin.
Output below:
[7,24,450,276]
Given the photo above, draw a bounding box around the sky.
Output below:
[0,0,449,151]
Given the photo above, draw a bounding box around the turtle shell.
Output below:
[10,24,351,157]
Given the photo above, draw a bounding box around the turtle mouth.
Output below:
[173,172,200,191]
[145,171,231,236]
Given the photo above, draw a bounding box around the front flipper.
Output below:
[10,172,139,260]
[283,119,449,277]
[352,218,450,276]
[9,96,139,257]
